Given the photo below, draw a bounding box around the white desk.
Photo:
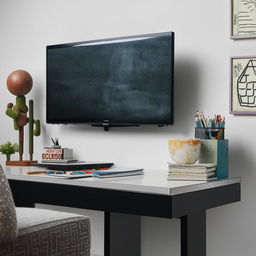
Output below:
[5,166,240,195]
[6,166,241,256]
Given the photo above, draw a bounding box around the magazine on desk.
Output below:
[46,173,93,179]
[93,168,144,178]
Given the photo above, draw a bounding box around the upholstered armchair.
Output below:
[0,165,90,256]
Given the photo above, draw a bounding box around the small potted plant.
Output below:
[0,142,18,163]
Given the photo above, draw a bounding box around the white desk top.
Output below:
[5,166,240,196]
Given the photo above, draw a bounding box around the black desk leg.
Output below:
[104,212,141,256]
[180,211,206,256]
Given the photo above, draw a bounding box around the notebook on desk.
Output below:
[46,173,93,179]
[93,168,144,178]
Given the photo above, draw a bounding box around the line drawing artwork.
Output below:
[233,0,256,36]
[236,59,256,107]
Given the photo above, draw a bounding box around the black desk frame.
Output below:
[9,179,240,256]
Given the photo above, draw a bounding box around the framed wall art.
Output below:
[231,56,256,114]
[231,0,256,39]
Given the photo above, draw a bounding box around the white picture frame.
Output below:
[230,56,256,114]
[231,0,256,39]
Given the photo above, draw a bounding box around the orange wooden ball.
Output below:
[7,70,33,96]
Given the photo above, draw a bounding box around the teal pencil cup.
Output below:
[195,127,225,140]
[199,139,229,179]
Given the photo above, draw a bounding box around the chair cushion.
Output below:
[0,165,18,243]
[0,207,90,256]
[16,207,86,230]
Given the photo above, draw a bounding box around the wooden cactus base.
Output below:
[6,160,38,166]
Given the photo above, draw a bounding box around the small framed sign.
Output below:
[231,0,256,39]
[230,56,256,114]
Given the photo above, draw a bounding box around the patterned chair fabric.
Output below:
[0,165,18,243]
[0,164,91,256]
[0,207,91,256]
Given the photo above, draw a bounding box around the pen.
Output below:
[71,171,86,175]
[26,170,48,175]
[51,138,56,145]
[208,129,212,139]
[217,129,223,140]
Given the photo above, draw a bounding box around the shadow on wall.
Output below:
[52,55,202,136]
[173,55,201,135]
[229,144,254,178]
[31,78,50,145]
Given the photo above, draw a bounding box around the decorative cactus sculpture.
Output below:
[5,70,41,165]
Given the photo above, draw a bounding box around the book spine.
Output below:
[42,152,63,160]
[41,148,73,160]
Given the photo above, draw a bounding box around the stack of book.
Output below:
[168,163,217,181]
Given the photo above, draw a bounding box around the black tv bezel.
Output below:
[46,31,174,128]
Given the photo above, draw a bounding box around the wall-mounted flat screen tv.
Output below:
[47,32,174,129]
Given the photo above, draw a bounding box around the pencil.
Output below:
[26,170,48,175]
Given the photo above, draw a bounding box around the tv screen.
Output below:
[47,32,174,127]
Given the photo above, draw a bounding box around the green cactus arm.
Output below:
[13,120,19,130]
[6,108,19,119]
[33,120,41,136]
[20,104,28,113]
[16,96,28,113]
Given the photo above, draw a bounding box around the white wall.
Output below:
[0,0,253,255]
